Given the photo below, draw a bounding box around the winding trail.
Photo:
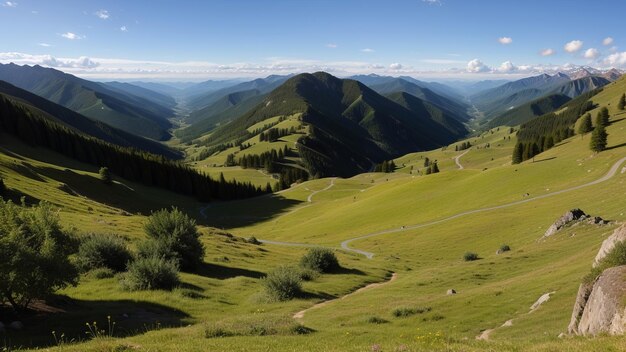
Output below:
[307,177,336,202]
[258,157,626,259]
[293,273,398,319]
[455,149,471,170]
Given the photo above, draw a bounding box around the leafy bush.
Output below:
[0,200,78,310]
[120,257,180,291]
[299,247,339,273]
[204,325,235,338]
[262,265,302,301]
[76,234,133,272]
[288,324,314,335]
[298,268,320,281]
[499,244,511,253]
[99,167,112,185]
[89,267,115,279]
[584,240,626,283]
[143,208,204,271]
[366,316,389,324]
[392,306,431,318]
[246,236,261,245]
[137,238,176,261]
[463,252,479,261]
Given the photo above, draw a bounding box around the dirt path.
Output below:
[455,149,471,170]
[307,178,336,202]
[293,273,398,319]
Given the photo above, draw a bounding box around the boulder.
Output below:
[577,265,626,336]
[568,282,594,334]
[543,209,587,238]
[530,292,554,311]
[594,223,626,268]
[446,289,456,295]
[8,321,23,330]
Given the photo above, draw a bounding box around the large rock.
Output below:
[594,223,626,268]
[543,209,587,238]
[568,282,594,334]
[576,266,626,336]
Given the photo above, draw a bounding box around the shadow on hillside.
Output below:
[532,157,556,163]
[606,142,626,151]
[198,193,303,229]
[1,295,189,350]
[2,187,40,205]
[196,262,265,280]
[333,266,367,276]
[7,162,46,182]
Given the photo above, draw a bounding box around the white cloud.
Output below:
[0,52,99,68]
[95,9,109,20]
[120,26,128,32]
[540,48,555,56]
[564,40,583,53]
[2,1,17,7]
[498,37,512,45]
[604,52,626,66]
[497,61,517,73]
[466,59,490,73]
[389,63,403,70]
[603,37,614,46]
[37,43,52,47]
[583,48,599,60]
[61,32,84,40]
[326,43,337,48]
[361,48,374,53]
[422,0,441,5]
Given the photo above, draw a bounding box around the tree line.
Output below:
[0,96,268,201]
[259,127,297,142]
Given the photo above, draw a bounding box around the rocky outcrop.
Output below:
[568,282,594,334]
[594,223,626,267]
[446,289,456,295]
[576,266,626,335]
[543,209,587,238]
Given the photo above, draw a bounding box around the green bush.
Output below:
[89,267,116,279]
[366,316,389,324]
[262,265,302,301]
[392,306,431,318]
[0,200,78,310]
[298,268,320,281]
[463,252,479,261]
[584,240,626,283]
[143,208,204,271]
[76,234,132,272]
[499,244,511,253]
[120,257,180,291]
[287,324,314,335]
[137,238,176,261]
[99,167,112,185]
[299,247,339,273]
[246,236,261,245]
[204,325,235,338]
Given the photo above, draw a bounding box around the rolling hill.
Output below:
[200,72,467,177]
[0,63,174,140]
[0,80,180,158]
[487,93,571,128]
[104,81,177,110]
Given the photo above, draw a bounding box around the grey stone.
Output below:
[577,266,626,336]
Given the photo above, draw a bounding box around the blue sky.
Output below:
[1,0,625,80]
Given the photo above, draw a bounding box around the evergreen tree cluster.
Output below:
[239,146,289,172]
[277,167,309,190]
[425,162,439,175]
[512,91,597,163]
[618,93,625,111]
[374,160,396,173]
[193,142,234,161]
[259,127,297,142]
[0,96,267,201]
[455,141,471,151]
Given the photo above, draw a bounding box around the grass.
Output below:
[3,77,626,351]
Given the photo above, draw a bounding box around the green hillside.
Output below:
[487,93,571,128]
[0,63,174,140]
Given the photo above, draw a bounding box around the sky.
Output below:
[1,0,625,81]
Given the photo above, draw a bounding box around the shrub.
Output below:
[499,244,511,253]
[99,167,112,185]
[298,268,320,281]
[584,240,626,283]
[366,316,389,324]
[0,200,78,310]
[262,265,302,301]
[76,234,133,272]
[299,247,339,273]
[463,252,479,261]
[143,208,204,271]
[392,306,431,318]
[287,323,314,335]
[137,238,176,261]
[204,325,235,338]
[120,257,180,291]
[246,236,261,245]
[86,267,116,279]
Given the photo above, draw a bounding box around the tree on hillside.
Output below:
[577,113,593,137]
[596,107,610,127]
[512,142,524,164]
[430,162,440,174]
[0,177,5,195]
[619,93,625,111]
[0,200,78,310]
[99,167,112,185]
[590,124,608,153]
[423,157,430,167]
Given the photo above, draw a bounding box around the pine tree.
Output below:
[431,162,439,173]
[423,157,430,167]
[590,124,608,152]
[596,107,610,127]
[619,93,625,111]
[512,142,524,164]
[99,167,112,185]
[577,113,593,136]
